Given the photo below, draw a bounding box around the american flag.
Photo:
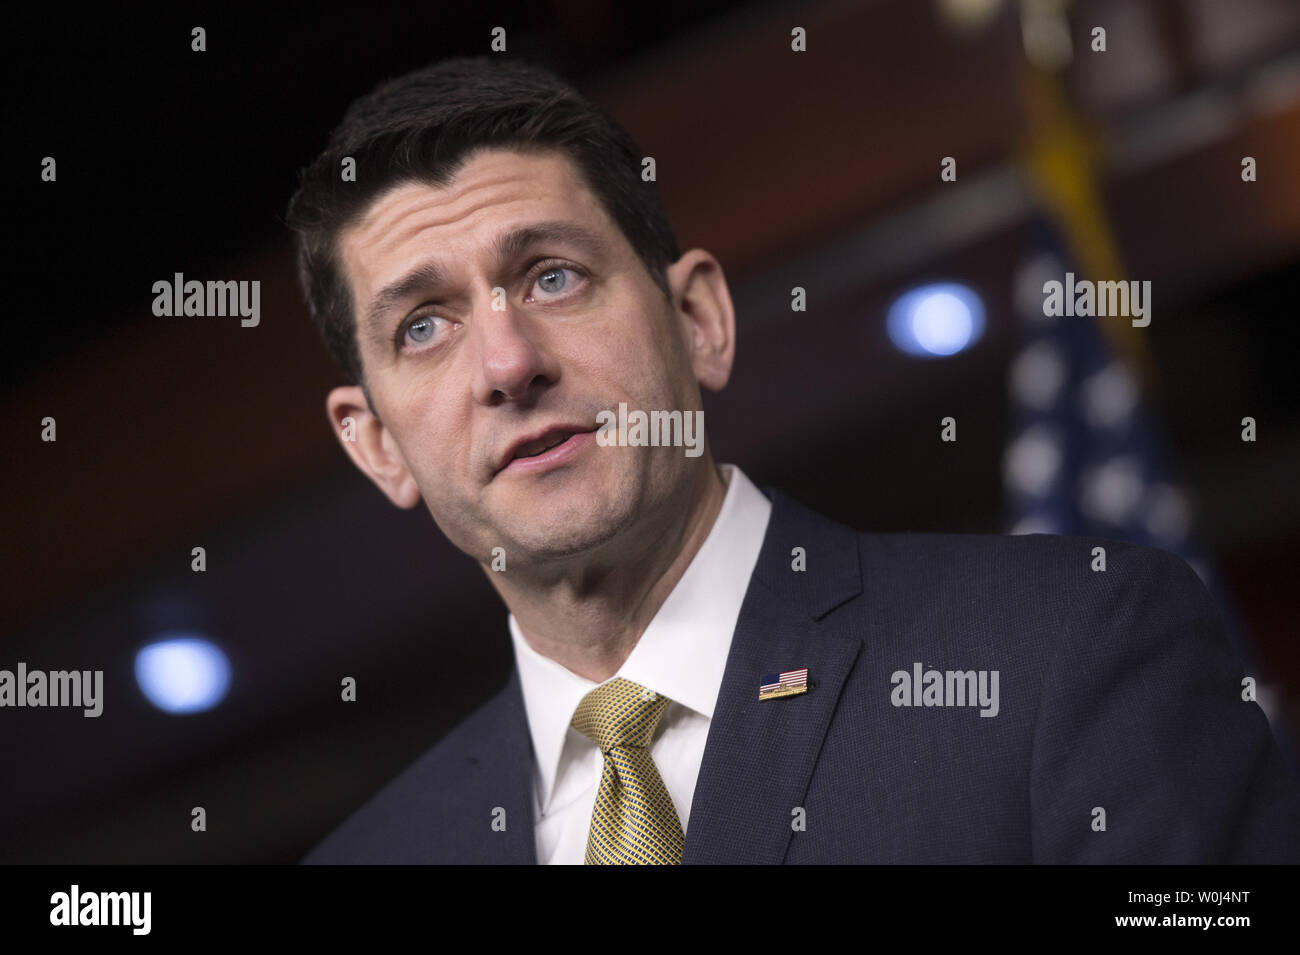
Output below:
[1002,217,1252,669]
[759,668,809,700]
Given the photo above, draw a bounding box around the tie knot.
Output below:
[571,677,671,753]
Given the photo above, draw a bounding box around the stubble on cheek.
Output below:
[483,445,637,561]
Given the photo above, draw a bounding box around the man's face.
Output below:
[334,147,712,567]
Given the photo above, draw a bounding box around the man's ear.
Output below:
[325,385,422,509]
[665,249,736,392]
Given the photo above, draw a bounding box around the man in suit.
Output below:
[288,56,1300,864]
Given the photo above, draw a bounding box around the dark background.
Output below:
[3,0,1299,863]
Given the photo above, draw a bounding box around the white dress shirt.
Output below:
[507,462,773,864]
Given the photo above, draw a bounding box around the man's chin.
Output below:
[480,455,643,560]
[486,487,635,563]
[497,511,626,563]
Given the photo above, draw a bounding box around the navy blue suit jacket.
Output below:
[303,486,1300,863]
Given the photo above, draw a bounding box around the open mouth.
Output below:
[496,426,598,477]
[511,430,575,460]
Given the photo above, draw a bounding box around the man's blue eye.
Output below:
[407,317,437,344]
[537,268,568,294]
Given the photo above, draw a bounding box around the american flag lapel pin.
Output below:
[759,668,809,700]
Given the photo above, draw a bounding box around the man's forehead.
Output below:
[338,148,611,298]
[346,151,599,253]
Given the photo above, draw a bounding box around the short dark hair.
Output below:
[285,56,680,407]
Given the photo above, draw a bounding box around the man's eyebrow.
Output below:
[363,261,446,341]
[491,220,605,265]
[362,220,607,338]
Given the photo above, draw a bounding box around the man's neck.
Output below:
[490,460,730,682]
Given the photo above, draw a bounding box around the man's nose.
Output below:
[469,296,560,404]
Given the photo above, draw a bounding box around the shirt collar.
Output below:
[508,462,773,811]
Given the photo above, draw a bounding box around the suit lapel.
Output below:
[682,487,864,864]
[463,665,538,864]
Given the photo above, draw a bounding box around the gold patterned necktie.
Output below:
[570,676,685,864]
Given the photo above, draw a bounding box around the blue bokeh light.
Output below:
[134,635,231,714]
[886,283,986,357]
